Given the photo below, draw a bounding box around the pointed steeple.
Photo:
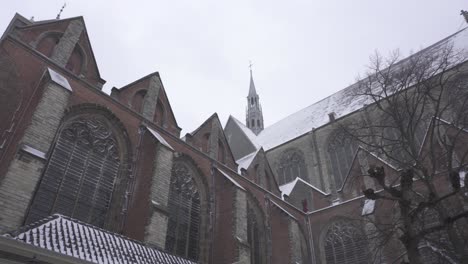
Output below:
[245,63,264,135]
[248,68,257,97]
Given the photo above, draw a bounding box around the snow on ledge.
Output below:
[48,68,72,91]
[217,168,246,191]
[279,177,329,200]
[270,200,296,220]
[146,126,174,150]
[21,144,46,160]
[361,199,375,216]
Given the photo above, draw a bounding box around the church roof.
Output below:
[253,27,468,151]
[8,214,196,264]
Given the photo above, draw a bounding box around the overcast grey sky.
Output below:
[1,1,467,134]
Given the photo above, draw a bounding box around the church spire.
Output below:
[246,62,264,135]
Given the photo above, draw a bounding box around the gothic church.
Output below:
[0,12,467,264]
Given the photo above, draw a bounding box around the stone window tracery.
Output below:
[277,149,307,185]
[165,162,201,261]
[323,220,369,264]
[328,131,357,189]
[26,116,123,227]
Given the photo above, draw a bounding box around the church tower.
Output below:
[246,67,264,135]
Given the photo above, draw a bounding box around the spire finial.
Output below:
[56,3,67,19]
[462,10,468,24]
[249,60,253,74]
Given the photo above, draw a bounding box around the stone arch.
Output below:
[327,129,358,190]
[165,154,210,262]
[218,139,226,163]
[131,89,147,113]
[65,43,88,76]
[25,104,132,232]
[277,148,308,185]
[245,192,268,264]
[33,31,63,57]
[319,218,370,264]
[154,99,166,127]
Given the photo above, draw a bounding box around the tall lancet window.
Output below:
[323,220,369,264]
[277,149,308,185]
[26,116,124,228]
[328,131,358,189]
[247,197,266,264]
[165,163,201,261]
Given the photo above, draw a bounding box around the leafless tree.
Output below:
[344,42,468,263]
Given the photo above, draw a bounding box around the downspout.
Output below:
[120,125,145,232]
[209,162,216,264]
[306,214,317,264]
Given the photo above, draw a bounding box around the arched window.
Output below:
[26,115,126,228]
[154,99,166,126]
[202,133,210,153]
[277,149,308,185]
[328,131,357,189]
[323,220,369,264]
[252,119,255,127]
[131,90,146,113]
[65,45,84,75]
[247,197,267,264]
[257,119,260,127]
[165,163,201,261]
[36,32,61,57]
[218,140,226,163]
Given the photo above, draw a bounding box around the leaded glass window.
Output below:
[277,149,308,185]
[324,220,369,264]
[26,117,122,227]
[165,163,201,261]
[328,131,357,189]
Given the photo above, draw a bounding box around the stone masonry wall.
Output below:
[233,188,250,263]
[141,75,162,121]
[144,144,174,248]
[0,81,71,233]
[50,20,84,67]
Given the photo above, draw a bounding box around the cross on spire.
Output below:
[249,60,253,74]
[56,3,67,19]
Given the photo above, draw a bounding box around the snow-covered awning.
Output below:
[9,214,196,264]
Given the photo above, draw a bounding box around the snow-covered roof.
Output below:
[236,28,468,151]
[236,149,259,173]
[279,177,329,199]
[230,115,260,149]
[9,214,196,264]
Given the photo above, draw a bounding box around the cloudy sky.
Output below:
[1,1,467,134]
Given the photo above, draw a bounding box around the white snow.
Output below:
[12,214,197,264]
[236,149,259,173]
[48,68,72,91]
[217,168,246,191]
[231,28,468,152]
[21,144,47,159]
[459,171,466,188]
[279,177,329,200]
[361,199,375,216]
[146,126,174,150]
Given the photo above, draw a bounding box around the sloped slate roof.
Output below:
[9,214,196,264]
[249,27,468,151]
